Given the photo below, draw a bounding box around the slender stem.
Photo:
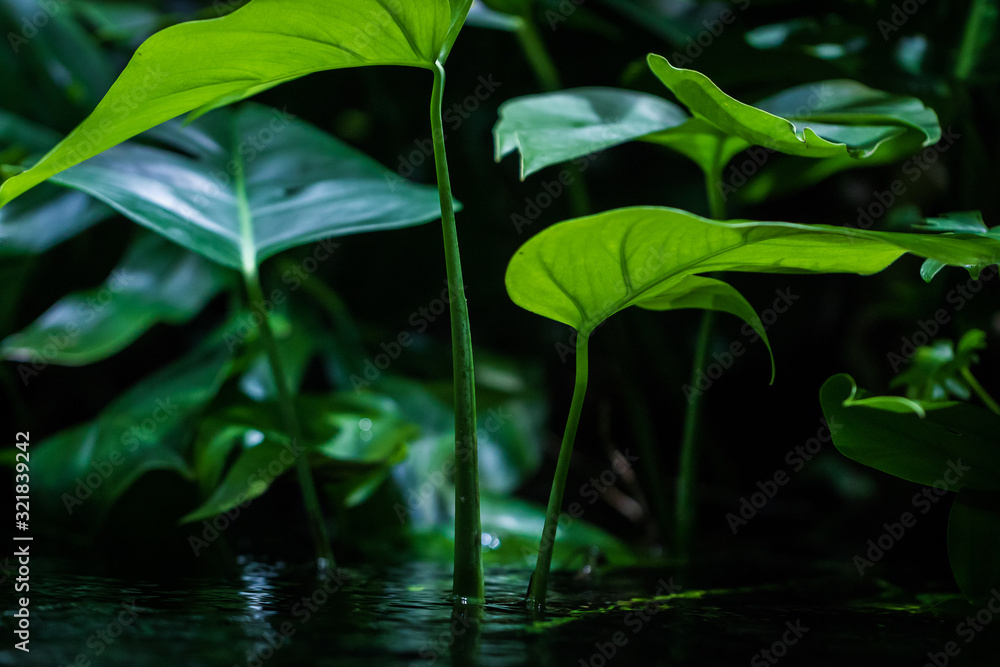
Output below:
[528,332,589,609]
[430,61,484,605]
[514,12,590,217]
[514,13,560,93]
[961,367,1000,415]
[955,0,991,81]
[704,143,728,221]
[243,269,335,568]
[675,155,728,563]
[675,309,714,563]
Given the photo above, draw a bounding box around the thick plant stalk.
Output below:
[243,268,335,568]
[430,61,484,604]
[528,333,589,609]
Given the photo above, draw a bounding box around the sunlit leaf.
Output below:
[0,0,474,207]
[647,54,940,159]
[506,206,1000,344]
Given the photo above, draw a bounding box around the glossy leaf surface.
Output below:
[0,0,474,206]
[49,105,444,272]
[494,87,687,178]
[1,233,229,365]
[647,54,940,159]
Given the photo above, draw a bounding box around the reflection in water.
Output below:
[3,559,998,666]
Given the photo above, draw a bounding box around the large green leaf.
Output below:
[0,0,474,207]
[819,373,1000,491]
[493,55,940,187]
[47,104,445,272]
[1,232,229,365]
[647,54,940,159]
[506,206,1000,339]
[494,87,688,178]
[949,489,1000,602]
[31,341,233,527]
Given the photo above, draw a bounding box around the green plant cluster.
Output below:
[2,0,999,610]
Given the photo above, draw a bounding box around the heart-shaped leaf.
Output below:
[494,87,688,178]
[506,206,1000,341]
[0,0,474,206]
[47,104,445,273]
[1,232,229,365]
[819,373,1000,491]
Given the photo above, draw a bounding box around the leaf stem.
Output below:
[675,154,727,562]
[431,61,484,605]
[961,367,1000,415]
[955,0,993,81]
[527,332,590,609]
[243,268,335,568]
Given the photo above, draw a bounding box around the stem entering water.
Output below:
[528,333,590,609]
[430,61,484,604]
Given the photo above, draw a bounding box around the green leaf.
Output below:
[0,0,474,207]
[48,104,445,272]
[1,232,229,365]
[31,341,233,527]
[182,392,417,523]
[0,110,114,255]
[916,212,1000,281]
[494,87,688,178]
[948,488,1000,602]
[819,373,1000,491]
[647,53,941,159]
[506,206,1000,340]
